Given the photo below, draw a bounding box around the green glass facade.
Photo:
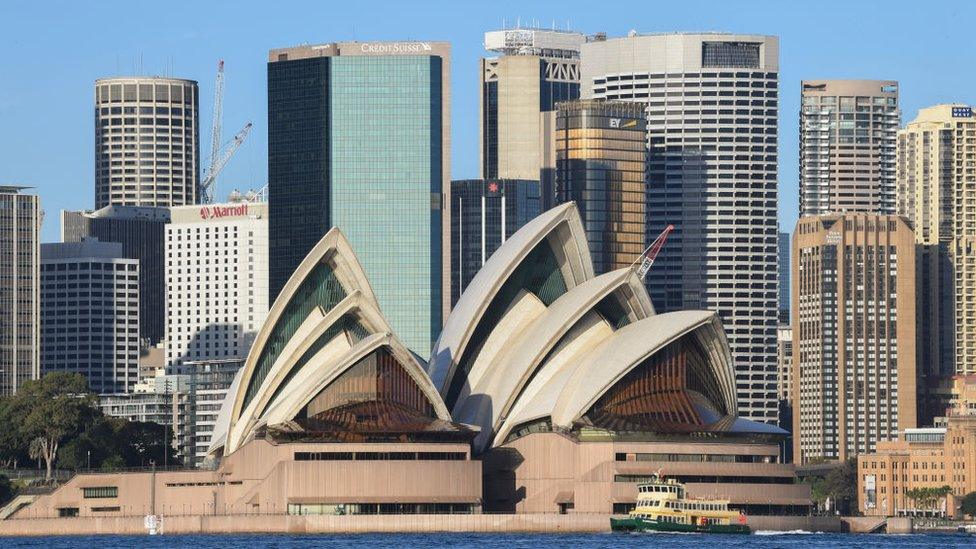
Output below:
[268,45,447,359]
[330,55,443,358]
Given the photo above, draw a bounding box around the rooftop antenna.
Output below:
[516,16,521,29]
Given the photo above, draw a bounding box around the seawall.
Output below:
[0,514,841,537]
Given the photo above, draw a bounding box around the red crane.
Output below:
[634,224,675,281]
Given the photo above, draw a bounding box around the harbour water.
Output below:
[1,532,974,548]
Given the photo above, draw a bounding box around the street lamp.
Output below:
[87,450,91,470]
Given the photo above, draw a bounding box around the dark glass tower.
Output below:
[450,179,540,305]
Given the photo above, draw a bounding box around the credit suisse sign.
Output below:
[359,42,432,54]
[200,203,249,220]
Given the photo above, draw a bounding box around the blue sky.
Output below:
[1,0,973,242]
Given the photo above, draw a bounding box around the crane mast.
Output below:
[201,59,251,203]
[207,60,224,192]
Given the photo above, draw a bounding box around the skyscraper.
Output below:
[40,238,139,394]
[792,213,917,462]
[554,99,647,274]
[897,104,976,420]
[94,77,200,209]
[0,186,39,395]
[61,206,170,345]
[799,80,900,216]
[581,33,780,422]
[450,179,540,304]
[165,201,269,373]
[480,28,583,206]
[778,230,790,325]
[268,41,450,356]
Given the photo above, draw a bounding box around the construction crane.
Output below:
[633,224,675,281]
[201,122,252,203]
[201,59,251,203]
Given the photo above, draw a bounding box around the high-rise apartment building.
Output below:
[0,186,39,395]
[778,230,790,325]
[792,213,917,462]
[450,179,540,305]
[897,104,976,379]
[777,325,794,463]
[94,77,199,209]
[553,99,647,274]
[268,41,450,356]
[165,201,269,373]
[799,80,900,216]
[480,28,583,206]
[62,206,170,345]
[41,239,140,394]
[581,33,780,422]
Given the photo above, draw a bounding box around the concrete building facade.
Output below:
[554,99,647,274]
[799,80,900,216]
[40,239,140,394]
[0,186,40,396]
[897,104,976,381]
[792,214,917,462]
[164,201,268,373]
[61,206,171,345]
[480,28,583,206]
[450,179,540,306]
[267,41,451,357]
[581,32,780,423]
[184,359,243,467]
[94,77,199,209]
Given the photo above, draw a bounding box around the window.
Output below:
[82,486,118,498]
[58,507,79,517]
[702,42,761,68]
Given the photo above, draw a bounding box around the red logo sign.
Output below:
[200,204,249,220]
[488,182,499,193]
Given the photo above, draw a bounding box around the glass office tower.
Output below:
[268,42,451,357]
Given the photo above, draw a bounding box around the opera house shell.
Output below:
[429,203,811,514]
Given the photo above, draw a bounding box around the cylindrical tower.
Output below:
[94,77,200,208]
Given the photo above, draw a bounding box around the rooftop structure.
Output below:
[483,28,584,58]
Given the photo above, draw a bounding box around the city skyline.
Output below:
[2,1,975,243]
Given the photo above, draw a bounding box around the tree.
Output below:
[10,374,98,480]
[807,459,857,515]
[961,492,976,517]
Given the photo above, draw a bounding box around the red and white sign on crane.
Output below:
[634,224,675,281]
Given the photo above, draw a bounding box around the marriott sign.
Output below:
[200,203,249,220]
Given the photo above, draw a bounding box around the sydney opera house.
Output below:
[4,203,809,520]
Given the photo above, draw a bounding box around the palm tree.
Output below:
[27,437,48,481]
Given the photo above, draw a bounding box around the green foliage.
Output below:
[961,492,976,517]
[806,459,857,515]
[0,372,182,480]
[905,485,954,510]
[0,474,14,506]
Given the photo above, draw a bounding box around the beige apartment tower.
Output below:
[0,186,40,396]
[897,104,976,381]
[799,80,900,216]
[95,77,200,208]
[792,214,917,463]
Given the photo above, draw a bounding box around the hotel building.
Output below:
[792,213,917,462]
[799,80,900,216]
[581,32,780,423]
[0,186,39,396]
[40,239,140,394]
[165,200,268,373]
[554,99,647,274]
[94,77,199,209]
[267,41,450,357]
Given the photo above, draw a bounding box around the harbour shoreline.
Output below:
[0,514,852,537]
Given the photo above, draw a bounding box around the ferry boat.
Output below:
[610,474,750,534]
